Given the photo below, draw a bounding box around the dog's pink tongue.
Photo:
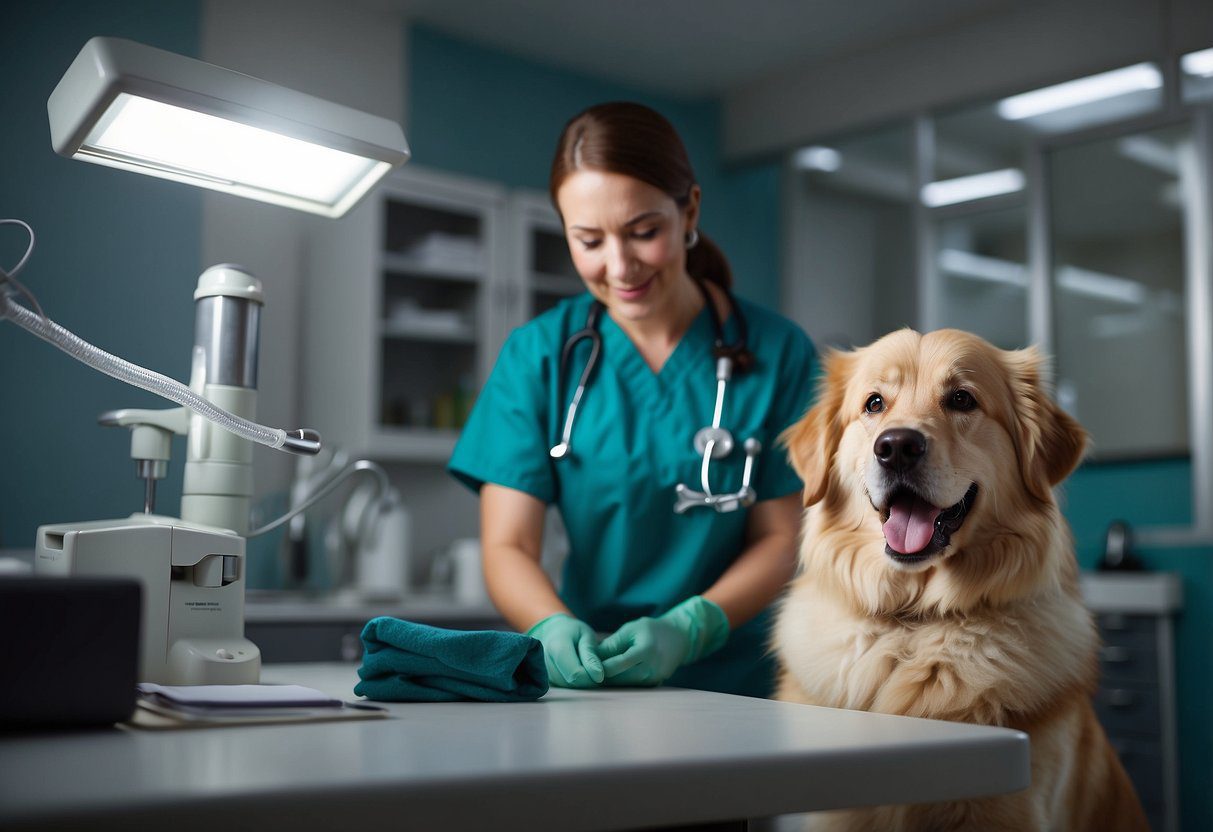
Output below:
[883,494,943,554]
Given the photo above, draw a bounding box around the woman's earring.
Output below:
[685,228,699,249]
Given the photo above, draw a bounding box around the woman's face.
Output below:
[556,169,699,324]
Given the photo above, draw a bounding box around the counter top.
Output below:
[1078,571,1184,613]
[0,662,1030,832]
[245,572,1184,625]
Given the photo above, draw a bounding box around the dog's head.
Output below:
[781,328,1088,615]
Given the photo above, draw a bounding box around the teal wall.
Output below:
[0,1,202,548]
[1062,459,1211,831]
[405,25,783,309]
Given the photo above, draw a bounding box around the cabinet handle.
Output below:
[1105,689,1139,708]
[341,632,362,662]
[1101,646,1132,663]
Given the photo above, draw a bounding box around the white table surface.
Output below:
[0,663,1030,832]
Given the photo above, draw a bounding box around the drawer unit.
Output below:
[1094,681,1161,739]
[1098,641,1160,684]
[1097,611,1158,645]
[1082,573,1182,832]
[1110,737,1165,808]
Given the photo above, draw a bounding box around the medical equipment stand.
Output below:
[33,266,269,685]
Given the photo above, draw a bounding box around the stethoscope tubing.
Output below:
[550,303,603,459]
[548,281,758,514]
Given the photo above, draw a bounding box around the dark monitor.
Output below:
[0,576,141,728]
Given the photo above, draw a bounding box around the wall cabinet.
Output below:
[508,190,583,322]
[301,168,577,575]
[304,169,578,462]
[304,166,507,462]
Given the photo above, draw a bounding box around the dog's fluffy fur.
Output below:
[773,328,1147,832]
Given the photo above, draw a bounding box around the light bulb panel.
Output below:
[48,37,409,217]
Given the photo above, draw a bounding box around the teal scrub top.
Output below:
[449,291,818,697]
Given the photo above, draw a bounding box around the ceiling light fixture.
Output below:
[997,63,1162,121]
[921,168,1025,207]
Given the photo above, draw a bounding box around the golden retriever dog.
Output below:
[773,328,1147,832]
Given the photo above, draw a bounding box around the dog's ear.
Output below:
[780,350,853,507]
[1002,346,1088,502]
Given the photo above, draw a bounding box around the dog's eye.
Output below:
[865,394,884,414]
[947,389,978,412]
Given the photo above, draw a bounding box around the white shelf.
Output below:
[381,251,483,283]
[381,321,477,344]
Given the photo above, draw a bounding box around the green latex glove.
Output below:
[526,613,605,689]
[597,596,730,687]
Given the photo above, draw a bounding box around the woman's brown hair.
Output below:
[549,101,733,291]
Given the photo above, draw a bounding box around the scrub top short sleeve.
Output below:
[750,318,819,502]
[449,327,556,503]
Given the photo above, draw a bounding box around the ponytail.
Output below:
[686,231,732,291]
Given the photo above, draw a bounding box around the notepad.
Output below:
[125,683,388,730]
[138,683,342,708]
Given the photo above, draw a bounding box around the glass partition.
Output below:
[786,122,915,350]
[1181,47,1213,104]
[935,206,1029,349]
[1049,123,1193,459]
[785,59,1212,534]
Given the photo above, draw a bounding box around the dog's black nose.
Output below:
[874,428,927,472]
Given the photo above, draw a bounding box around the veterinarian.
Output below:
[448,102,817,697]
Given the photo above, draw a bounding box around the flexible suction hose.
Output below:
[0,293,319,454]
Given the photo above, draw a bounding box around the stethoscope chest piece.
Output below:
[674,437,762,514]
[693,426,733,459]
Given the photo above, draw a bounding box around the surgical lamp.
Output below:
[48,37,408,217]
[2,37,409,685]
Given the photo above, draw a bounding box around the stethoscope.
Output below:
[548,280,762,514]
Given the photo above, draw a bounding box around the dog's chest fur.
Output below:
[775,583,1097,726]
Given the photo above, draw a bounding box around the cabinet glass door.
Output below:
[1048,123,1194,460]
[379,197,485,433]
[934,206,1029,349]
[527,225,580,318]
[787,122,916,350]
[927,100,1032,348]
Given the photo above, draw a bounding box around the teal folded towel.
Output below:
[353,616,549,702]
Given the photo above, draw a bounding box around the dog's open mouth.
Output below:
[879,483,978,564]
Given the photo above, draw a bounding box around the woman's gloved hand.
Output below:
[597,596,730,687]
[526,613,605,688]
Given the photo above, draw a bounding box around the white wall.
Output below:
[199,0,405,500]
[199,1,482,582]
[784,179,916,351]
[786,186,878,349]
[724,0,1213,160]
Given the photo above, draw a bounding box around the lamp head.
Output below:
[48,37,409,217]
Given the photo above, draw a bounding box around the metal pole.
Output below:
[913,115,938,332]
